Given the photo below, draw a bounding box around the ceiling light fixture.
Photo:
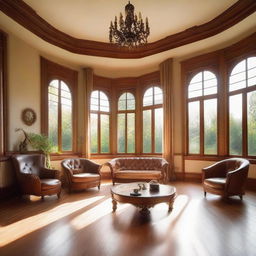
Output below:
[109,1,150,48]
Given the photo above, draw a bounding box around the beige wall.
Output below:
[0,29,255,190]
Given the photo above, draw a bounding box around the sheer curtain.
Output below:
[83,68,93,158]
[160,58,175,180]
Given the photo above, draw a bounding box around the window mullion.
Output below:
[58,80,62,152]
[200,100,204,155]
[243,92,248,157]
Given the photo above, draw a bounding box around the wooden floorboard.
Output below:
[0,181,255,256]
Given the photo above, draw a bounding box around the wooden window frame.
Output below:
[228,56,256,158]
[186,69,219,156]
[41,57,78,154]
[117,91,136,154]
[142,86,163,154]
[90,89,111,155]
[182,34,256,161]
[0,31,7,157]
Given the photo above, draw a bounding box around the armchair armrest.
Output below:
[160,159,169,183]
[40,168,61,179]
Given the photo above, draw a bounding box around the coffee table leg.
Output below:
[168,198,175,212]
[112,194,117,212]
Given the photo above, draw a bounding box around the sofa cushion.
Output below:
[114,170,162,180]
[204,177,226,190]
[41,179,61,191]
[72,173,100,183]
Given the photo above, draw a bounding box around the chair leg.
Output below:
[204,191,206,197]
[41,195,44,200]
[239,195,243,200]
[98,184,101,190]
[57,191,61,199]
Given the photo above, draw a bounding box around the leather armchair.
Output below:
[202,158,249,199]
[61,158,101,192]
[12,154,61,199]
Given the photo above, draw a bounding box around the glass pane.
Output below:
[127,93,135,110]
[127,113,135,153]
[155,108,163,153]
[143,110,152,153]
[90,114,98,153]
[247,91,256,156]
[188,101,200,154]
[100,114,109,153]
[248,57,256,69]
[229,94,242,155]
[190,72,202,84]
[48,100,58,152]
[204,99,217,154]
[100,92,109,112]
[154,87,163,105]
[48,82,58,152]
[91,90,99,111]
[117,114,125,153]
[229,60,246,92]
[203,71,217,96]
[62,104,72,151]
[143,88,153,106]
[248,67,256,87]
[188,72,203,99]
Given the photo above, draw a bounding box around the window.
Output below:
[229,57,256,156]
[117,92,135,153]
[48,79,73,152]
[142,86,163,153]
[187,71,218,155]
[90,90,110,154]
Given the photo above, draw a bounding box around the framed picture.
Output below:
[21,108,36,126]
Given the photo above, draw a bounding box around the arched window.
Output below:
[187,71,218,155]
[142,86,163,153]
[229,57,256,156]
[117,92,135,153]
[48,79,73,152]
[90,90,110,154]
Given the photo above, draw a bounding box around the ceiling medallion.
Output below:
[109,1,150,48]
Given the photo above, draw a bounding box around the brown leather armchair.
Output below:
[12,154,61,199]
[61,158,101,192]
[202,158,249,199]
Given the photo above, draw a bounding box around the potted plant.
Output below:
[27,132,54,168]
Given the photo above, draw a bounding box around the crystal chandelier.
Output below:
[109,1,150,48]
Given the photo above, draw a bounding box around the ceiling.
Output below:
[0,0,256,77]
[23,0,237,43]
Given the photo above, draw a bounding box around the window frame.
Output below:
[228,56,256,158]
[186,69,219,156]
[90,89,111,155]
[117,91,136,154]
[142,85,164,154]
[41,57,78,154]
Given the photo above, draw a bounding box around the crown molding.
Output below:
[0,0,255,59]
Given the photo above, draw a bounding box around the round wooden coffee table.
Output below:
[111,182,176,214]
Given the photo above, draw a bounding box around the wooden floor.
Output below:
[0,181,255,256]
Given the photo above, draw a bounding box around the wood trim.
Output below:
[0,31,7,156]
[1,0,255,59]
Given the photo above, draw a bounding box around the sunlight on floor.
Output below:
[71,198,129,230]
[0,196,104,246]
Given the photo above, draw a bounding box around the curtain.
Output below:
[83,68,93,158]
[160,58,174,181]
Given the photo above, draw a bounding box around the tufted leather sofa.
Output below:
[61,158,101,192]
[106,157,169,185]
[202,158,249,199]
[12,154,61,199]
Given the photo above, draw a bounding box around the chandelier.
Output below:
[109,1,150,48]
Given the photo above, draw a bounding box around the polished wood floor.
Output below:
[0,181,255,256]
